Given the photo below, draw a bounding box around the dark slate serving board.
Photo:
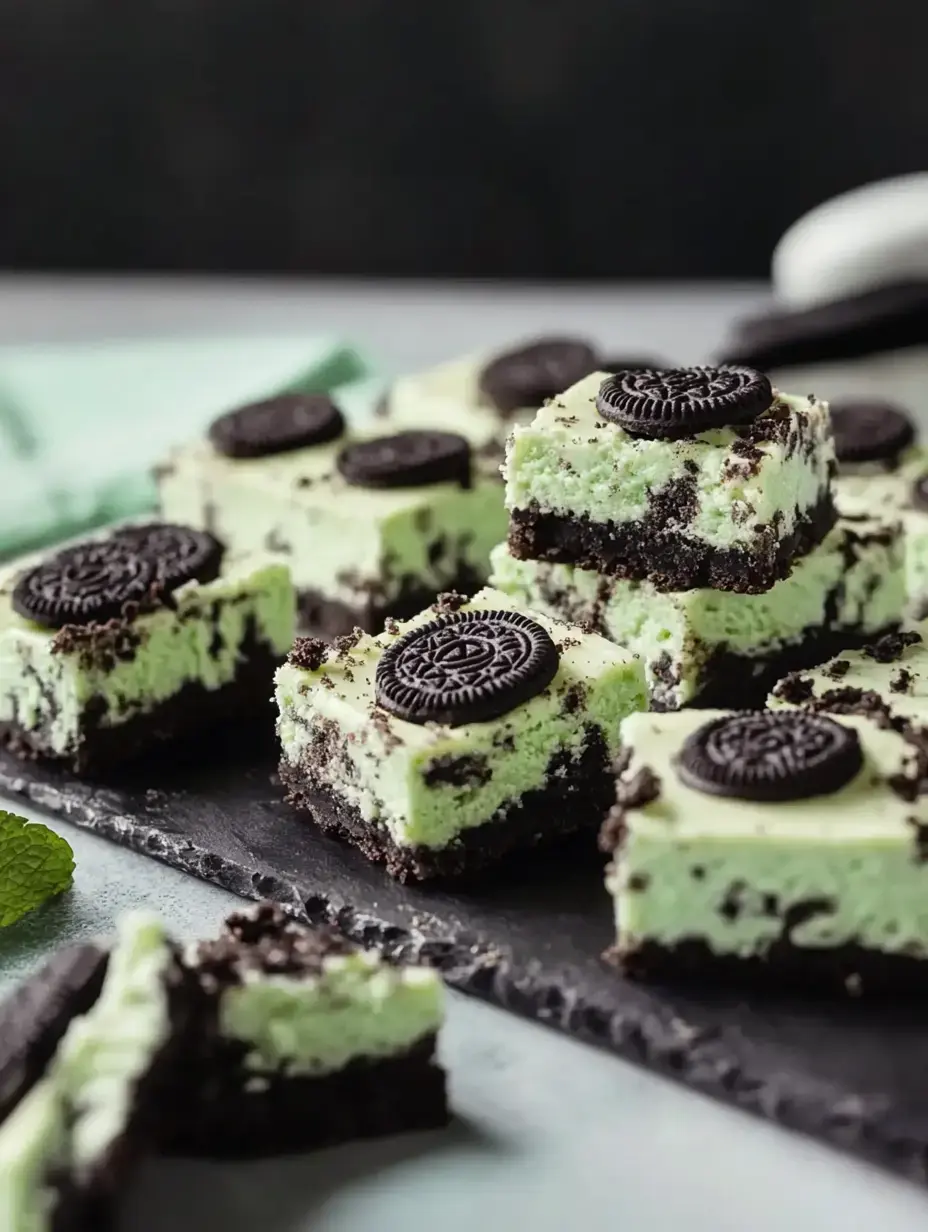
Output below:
[2,732,928,1183]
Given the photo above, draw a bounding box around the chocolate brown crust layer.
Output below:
[612,936,928,998]
[296,564,485,639]
[507,490,837,594]
[163,1034,448,1160]
[0,640,280,775]
[279,728,612,881]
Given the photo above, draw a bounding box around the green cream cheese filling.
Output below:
[611,711,928,959]
[159,428,508,603]
[276,587,647,849]
[0,540,294,758]
[220,950,444,1075]
[489,519,905,707]
[504,374,834,551]
[0,914,173,1232]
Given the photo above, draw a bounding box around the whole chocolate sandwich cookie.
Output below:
[378,336,603,476]
[165,903,447,1158]
[275,587,646,880]
[769,625,928,732]
[504,367,836,593]
[0,915,188,1232]
[490,509,905,710]
[602,709,928,994]
[159,392,507,639]
[0,521,295,773]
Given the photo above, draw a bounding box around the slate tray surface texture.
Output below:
[2,731,927,1184]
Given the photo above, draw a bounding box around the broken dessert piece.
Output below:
[0,914,187,1232]
[275,588,647,880]
[158,392,506,638]
[602,709,928,994]
[167,903,447,1158]
[769,625,928,731]
[0,522,294,772]
[490,512,905,709]
[504,367,836,593]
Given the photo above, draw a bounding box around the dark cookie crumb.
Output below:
[598,804,627,854]
[628,873,650,892]
[332,629,363,657]
[773,674,814,704]
[824,660,851,680]
[432,591,468,614]
[863,629,922,664]
[891,668,914,694]
[288,637,329,672]
[422,753,492,789]
[907,816,928,863]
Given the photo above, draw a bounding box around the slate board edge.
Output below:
[1,763,925,1186]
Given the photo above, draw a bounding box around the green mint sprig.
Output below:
[0,811,75,927]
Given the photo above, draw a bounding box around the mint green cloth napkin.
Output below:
[0,335,370,558]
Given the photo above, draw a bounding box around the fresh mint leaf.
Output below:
[0,811,75,927]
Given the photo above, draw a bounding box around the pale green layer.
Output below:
[833,448,928,616]
[221,949,444,1075]
[490,515,906,708]
[0,533,294,759]
[769,620,928,723]
[505,374,834,551]
[611,711,928,958]
[276,587,647,849]
[0,914,173,1232]
[159,429,508,604]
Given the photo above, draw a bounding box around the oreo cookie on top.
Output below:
[10,523,225,630]
[477,336,599,415]
[596,365,773,440]
[208,392,346,459]
[829,399,917,471]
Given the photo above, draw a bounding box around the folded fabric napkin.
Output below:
[0,334,370,559]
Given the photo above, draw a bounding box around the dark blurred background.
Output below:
[3,0,927,280]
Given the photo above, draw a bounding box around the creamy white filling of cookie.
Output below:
[504,374,834,551]
[490,515,905,708]
[0,537,294,758]
[610,711,928,958]
[275,588,647,850]
[158,436,507,609]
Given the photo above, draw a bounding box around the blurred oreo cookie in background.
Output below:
[717,175,928,421]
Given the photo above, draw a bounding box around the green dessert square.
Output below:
[158,391,507,638]
[0,522,294,773]
[275,587,647,880]
[504,368,836,593]
[602,709,928,993]
[489,512,906,709]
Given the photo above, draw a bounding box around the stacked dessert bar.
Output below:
[489,365,906,708]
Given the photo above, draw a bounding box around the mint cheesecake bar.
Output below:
[770,626,928,730]
[0,522,294,772]
[158,393,506,638]
[602,709,928,993]
[167,903,447,1158]
[505,366,836,593]
[276,588,647,880]
[379,336,601,474]
[490,512,905,709]
[0,914,188,1232]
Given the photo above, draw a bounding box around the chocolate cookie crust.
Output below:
[507,488,837,594]
[279,728,612,882]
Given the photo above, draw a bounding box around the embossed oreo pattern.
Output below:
[114,523,224,591]
[12,540,157,629]
[596,365,772,439]
[677,711,863,802]
[375,609,560,726]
